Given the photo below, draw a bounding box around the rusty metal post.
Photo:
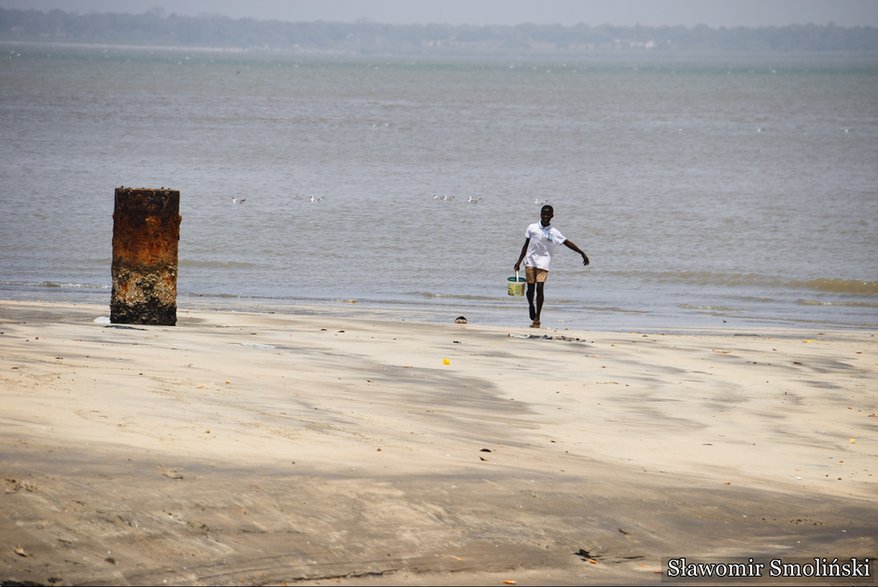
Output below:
[111,187,181,325]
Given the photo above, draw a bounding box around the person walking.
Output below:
[514,204,589,328]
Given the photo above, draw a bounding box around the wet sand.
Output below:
[1,300,876,585]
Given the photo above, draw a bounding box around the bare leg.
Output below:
[533,282,545,327]
[526,283,536,321]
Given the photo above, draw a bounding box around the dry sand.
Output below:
[1,299,875,585]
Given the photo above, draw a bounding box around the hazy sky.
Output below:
[2,0,877,27]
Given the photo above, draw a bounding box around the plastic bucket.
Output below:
[507,271,526,296]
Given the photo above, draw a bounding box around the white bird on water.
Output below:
[467,195,482,204]
[309,195,324,203]
[232,197,246,204]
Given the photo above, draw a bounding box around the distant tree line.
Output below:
[1,7,876,54]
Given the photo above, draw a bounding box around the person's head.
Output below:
[540,204,554,226]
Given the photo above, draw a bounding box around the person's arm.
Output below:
[563,239,590,266]
[514,238,530,272]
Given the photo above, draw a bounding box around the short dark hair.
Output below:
[541,204,554,214]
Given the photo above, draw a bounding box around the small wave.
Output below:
[411,291,499,302]
[6,280,111,290]
[797,299,878,308]
[180,260,259,269]
[679,303,742,313]
[629,271,878,295]
[791,278,878,295]
[184,291,241,299]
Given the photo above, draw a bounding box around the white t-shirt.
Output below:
[524,222,566,270]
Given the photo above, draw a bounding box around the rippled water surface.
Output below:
[1,46,876,329]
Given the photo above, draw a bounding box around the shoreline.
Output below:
[2,285,875,336]
[1,299,876,585]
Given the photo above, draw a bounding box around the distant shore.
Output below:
[2,7,877,55]
[1,299,875,585]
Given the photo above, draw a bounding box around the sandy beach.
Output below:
[1,299,875,585]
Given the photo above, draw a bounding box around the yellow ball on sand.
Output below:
[442,358,450,365]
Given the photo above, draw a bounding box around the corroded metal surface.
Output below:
[111,187,181,325]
